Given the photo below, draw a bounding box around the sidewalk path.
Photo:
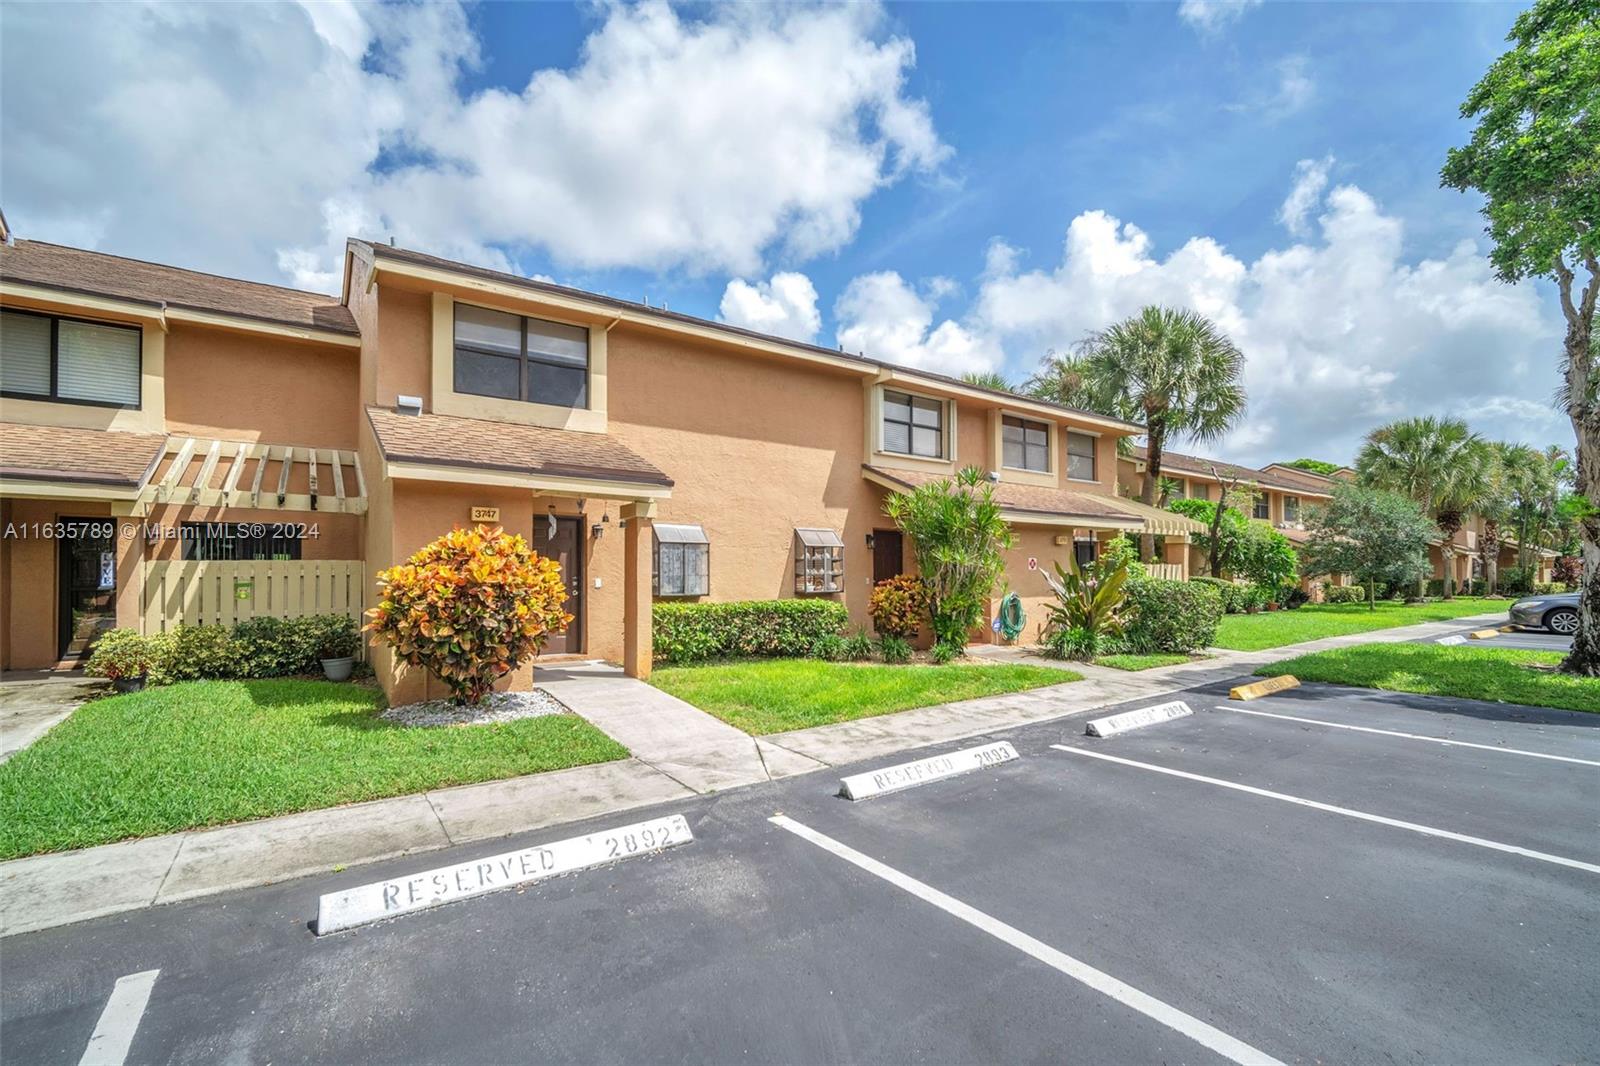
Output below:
[0,610,1507,937]
[535,661,826,791]
[0,675,106,763]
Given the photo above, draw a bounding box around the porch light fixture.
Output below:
[865,532,875,549]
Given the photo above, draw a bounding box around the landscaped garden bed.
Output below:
[0,679,628,860]
[1261,643,1599,713]
[1213,597,1511,651]
[649,659,1076,735]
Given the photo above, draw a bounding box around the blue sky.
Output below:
[0,1,1568,466]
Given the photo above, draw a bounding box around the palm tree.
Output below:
[1477,442,1519,595]
[1356,417,1492,599]
[960,370,1014,393]
[1503,444,1557,574]
[1027,306,1246,559]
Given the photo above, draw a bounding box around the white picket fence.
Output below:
[141,560,365,632]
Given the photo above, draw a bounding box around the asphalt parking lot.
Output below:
[3,681,1597,1065]
[1429,618,1574,652]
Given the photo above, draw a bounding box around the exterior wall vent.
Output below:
[395,394,423,416]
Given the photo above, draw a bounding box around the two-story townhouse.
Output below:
[2,234,1204,703]
[1117,447,1338,588]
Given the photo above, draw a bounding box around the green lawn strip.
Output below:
[1093,653,1195,671]
[0,679,628,860]
[650,659,1078,735]
[1213,598,1512,651]
[1262,644,1599,713]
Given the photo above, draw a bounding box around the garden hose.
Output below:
[996,592,1026,643]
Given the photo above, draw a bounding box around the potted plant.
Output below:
[84,628,155,693]
[313,616,360,682]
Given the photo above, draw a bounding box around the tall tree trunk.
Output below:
[1555,253,1598,677]
[1482,518,1500,597]
[1139,425,1164,563]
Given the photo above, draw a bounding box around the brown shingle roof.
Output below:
[1131,446,1333,497]
[1,240,357,336]
[862,466,1140,523]
[363,241,1143,433]
[0,422,167,487]
[366,406,671,487]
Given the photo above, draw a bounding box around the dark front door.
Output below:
[872,529,904,585]
[58,518,118,660]
[534,515,583,654]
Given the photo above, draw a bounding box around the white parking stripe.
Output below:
[1214,705,1600,768]
[79,969,159,1066]
[769,815,1284,1066]
[1051,746,1600,876]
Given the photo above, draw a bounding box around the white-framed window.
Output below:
[1002,415,1050,472]
[1,308,141,408]
[1066,430,1097,481]
[454,303,589,409]
[882,390,944,458]
[1190,482,1210,501]
[653,523,709,597]
[795,527,844,593]
[1283,495,1300,523]
[1253,494,1271,520]
[1167,478,1188,501]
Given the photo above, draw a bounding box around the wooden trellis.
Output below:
[141,436,368,514]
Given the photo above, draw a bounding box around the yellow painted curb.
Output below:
[1498,625,1517,633]
[1468,629,1500,640]
[1230,675,1300,701]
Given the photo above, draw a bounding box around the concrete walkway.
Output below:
[535,661,826,791]
[0,609,1509,937]
[0,674,107,762]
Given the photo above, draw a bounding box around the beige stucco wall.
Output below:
[0,497,135,670]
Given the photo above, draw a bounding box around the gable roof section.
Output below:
[1,240,357,336]
[1131,446,1334,497]
[366,406,671,488]
[0,421,167,488]
[355,240,1142,434]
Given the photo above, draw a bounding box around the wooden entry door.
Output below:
[872,529,904,585]
[534,515,583,654]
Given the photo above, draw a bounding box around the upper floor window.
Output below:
[1,308,141,408]
[1283,495,1301,523]
[1002,415,1050,472]
[1190,482,1211,501]
[1253,494,1271,520]
[454,304,588,410]
[1167,478,1187,501]
[882,390,944,458]
[1066,431,1097,481]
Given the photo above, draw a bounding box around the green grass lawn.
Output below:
[1214,598,1512,651]
[0,680,628,860]
[1263,644,1599,713]
[650,659,1078,735]
[1094,653,1197,671]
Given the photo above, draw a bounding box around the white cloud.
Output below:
[1278,155,1333,237]
[1269,55,1315,116]
[0,1,947,290]
[971,161,1565,465]
[1178,0,1263,34]
[718,272,822,343]
[835,272,1001,377]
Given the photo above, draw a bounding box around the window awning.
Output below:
[1103,496,1207,538]
[654,522,709,544]
[795,527,844,548]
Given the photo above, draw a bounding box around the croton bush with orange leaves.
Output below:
[365,525,572,705]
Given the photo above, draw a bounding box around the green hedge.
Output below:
[1189,576,1249,614]
[86,615,360,685]
[1124,578,1222,653]
[1323,584,1370,605]
[652,599,849,663]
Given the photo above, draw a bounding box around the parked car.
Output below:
[1508,592,1580,636]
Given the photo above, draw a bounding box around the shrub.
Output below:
[1281,586,1309,610]
[1190,576,1248,614]
[84,628,158,682]
[1500,566,1535,596]
[810,633,848,661]
[306,614,359,660]
[843,628,874,661]
[1099,535,1147,580]
[868,574,929,639]
[231,616,317,678]
[1041,556,1131,659]
[1553,555,1580,587]
[884,466,1013,649]
[928,641,961,665]
[366,525,571,705]
[1534,581,1568,595]
[1041,626,1099,661]
[1122,578,1222,654]
[652,599,848,663]
[1324,584,1369,604]
[1238,522,1300,589]
[878,635,912,664]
